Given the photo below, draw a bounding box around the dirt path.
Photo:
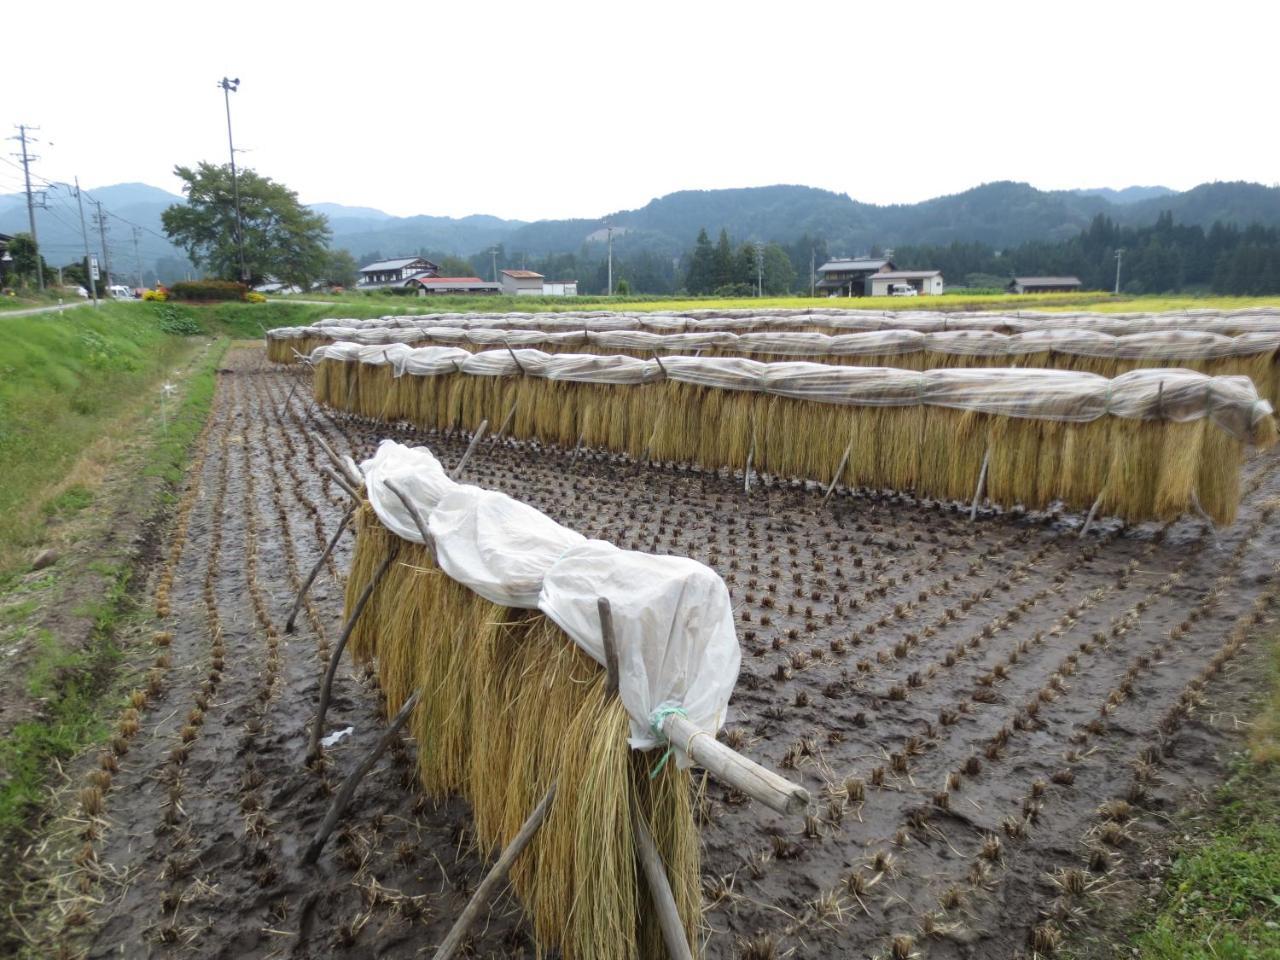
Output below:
[39,345,1280,959]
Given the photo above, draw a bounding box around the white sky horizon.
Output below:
[7,0,1277,223]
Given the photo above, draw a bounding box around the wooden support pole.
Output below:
[821,441,854,506]
[631,807,694,960]
[285,507,354,634]
[452,420,489,479]
[1079,491,1105,539]
[385,479,437,562]
[316,434,365,489]
[744,438,756,494]
[1188,491,1223,552]
[278,377,301,420]
[431,784,557,960]
[571,431,585,462]
[322,465,361,503]
[302,689,421,865]
[598,597,619,697]
[493,402,518,442]
[308,546,399,761]
[969,446,992,522]
[659,711,809,816]
[503,343,526,375]
[598,594,694,960]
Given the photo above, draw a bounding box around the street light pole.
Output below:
[219,77,249,284]
[1114,248,1124,295]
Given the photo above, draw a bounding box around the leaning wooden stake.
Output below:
[384,478,436,560]
[969,446,992,522]
[631,808,694,960]
[571,431,585,461]
[431,784,557,960]
[302,688,421,865]
[822,441,854,506]
[308,546,399,761]
[1079,491,1106,538]
[744,438,756,494]
[322,465,362,503]
[316,434,364,488]
[452,420,489,479]
[493,402,518,442]
[599,596,694,960]
[285,507,354,633]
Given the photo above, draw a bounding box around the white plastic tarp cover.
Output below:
[539,539,739,750]
[360,440,458,540]
[427,487,586,609]
[358,440,739,753]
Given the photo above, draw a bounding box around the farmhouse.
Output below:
[867,270,944,296]
[500,269,545,295]
[1008,275,1083,294]
[357,256,439,289]
[815,258,895,297]
[406,276,501,296]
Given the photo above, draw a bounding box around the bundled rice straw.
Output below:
[343,507,701,959]
[314,347,1276,525]
[270,323,1280,408]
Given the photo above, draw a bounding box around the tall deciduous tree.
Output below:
[161,162,332,288]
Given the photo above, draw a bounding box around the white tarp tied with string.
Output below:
[358,440,739,757]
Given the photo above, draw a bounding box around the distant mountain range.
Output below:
[3,179,1280,282]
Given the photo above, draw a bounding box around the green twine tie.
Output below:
[648,706,689,780]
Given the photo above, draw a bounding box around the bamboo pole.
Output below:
[302,689,421,865]
[659,711,809,815]
[430,784,558,960]
[308,546,399,762]
[969,446,992,522]
[452,420,489,479]
[316,434,363,488]
[322,465,361,502]
[285,507,354,634]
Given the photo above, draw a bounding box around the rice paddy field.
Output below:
[26,316,1280,958]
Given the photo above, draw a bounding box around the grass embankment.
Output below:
[266,290,1280,317]
[0,300,226,836]
[0,302,207,577]
[1112,634,1280,960]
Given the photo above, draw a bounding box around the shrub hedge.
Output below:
[169,280,248,302]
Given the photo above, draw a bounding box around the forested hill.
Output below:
[338,180,1280,262]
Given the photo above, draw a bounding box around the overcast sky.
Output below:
[5,0,1277,222]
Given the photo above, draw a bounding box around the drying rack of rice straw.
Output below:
[264,305,1280,361]
[308,343,1277,528]
[298,440,807,960]
[268,325,1280,407]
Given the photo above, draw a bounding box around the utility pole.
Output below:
[755,243,764,297]
[218,77,249,283]
[1114,248,1124,295]
[73,177,98,305]
[92,199,112,287]
[810,247,816,298]
[606,222,614,296]
[10,124,44,289]
[490,246,498,283]
[132,226,144,290]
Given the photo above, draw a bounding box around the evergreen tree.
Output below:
[684,228,715,294]
[713,229,734,290]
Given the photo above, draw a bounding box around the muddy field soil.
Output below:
[58,346,1280,959]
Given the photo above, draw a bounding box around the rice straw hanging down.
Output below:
[342,505,702,959]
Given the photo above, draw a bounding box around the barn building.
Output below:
[500,269,546,295]
[406,276,501,296]
[867,270,944,296]
[1007,276,1083,294]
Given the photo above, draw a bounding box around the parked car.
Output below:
[108,284,135,299]
[889,284,918,297]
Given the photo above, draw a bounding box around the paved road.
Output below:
[0,300,99,318]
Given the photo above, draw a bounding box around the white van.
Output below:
[889,283,918,297]
[108,285,135,299]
